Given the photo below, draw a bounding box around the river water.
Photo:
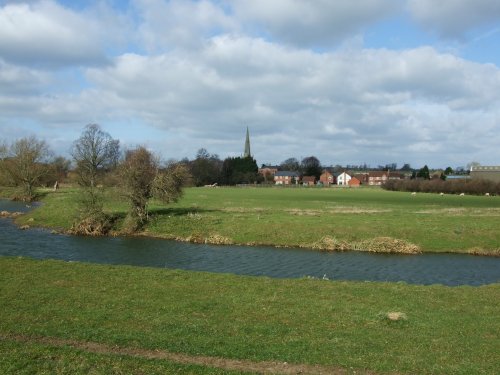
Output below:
[1,200,499,286]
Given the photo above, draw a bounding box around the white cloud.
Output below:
[76,37,500,165]
[408,0,500,38]
[0,1,499,167]
[0,1,109,67]
[231,0,400,47]
[0,59,50,94]
[133,0,236,51]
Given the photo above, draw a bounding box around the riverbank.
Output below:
[1,257,498,374]
[9,186,500,255]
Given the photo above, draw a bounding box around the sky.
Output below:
[1,0,499,169]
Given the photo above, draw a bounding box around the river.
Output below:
[1,200,499,286]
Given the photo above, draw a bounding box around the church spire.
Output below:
[244,127,251,158]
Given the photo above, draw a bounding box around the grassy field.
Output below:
[11,185,500,254]
[0,257,499,374]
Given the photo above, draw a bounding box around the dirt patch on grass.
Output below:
[309,236,421,254]
[287,209,322,216]
[1,333,384,375]
[287,207,391,216]
[415,208,500,216]
[221,207,268,213]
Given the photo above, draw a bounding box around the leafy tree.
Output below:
[120,147,158,228]
[444,167,454,175]
[279,157,300,172]
[153,162,190,204]
[221,156,259,185]
[190,148,222,186]
[120,148,190,232]
[2,136,53,201]
[301,156,322,178]
[416,165,430,180]
[401,163,412,171]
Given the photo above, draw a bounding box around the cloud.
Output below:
[0,59,50,95]
[408,0,500,38]
[133,0,236,51]
[76,37,500,165]
[0,1,109,67]
[231,0,400,47]
[0,1,499,167]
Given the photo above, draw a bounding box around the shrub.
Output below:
[383,178,500,196]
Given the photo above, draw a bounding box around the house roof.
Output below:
[368,171,389,177]
[275,171,300,177]
[471,166,500,172]
[302,176,316,182]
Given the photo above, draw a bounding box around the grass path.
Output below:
[1,334,380,375]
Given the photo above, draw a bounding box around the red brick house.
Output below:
[348,176,361,187]
[368,171,403,185]
[274,171,300,185]
[352,173,368,184]
[258,166,279,177]
[302,176,316,186]
[320,171,335,186]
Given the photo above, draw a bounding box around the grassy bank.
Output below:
[12,186,500,254]
[0,257,499,374]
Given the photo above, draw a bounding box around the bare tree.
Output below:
[280,157,300,172]
[0,140,7,159]
[71,124,120,188]
[68,125,119,235]
[3,136,52,201]
[71,124,119,213]
[0,140,9,186]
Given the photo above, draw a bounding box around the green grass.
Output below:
[14,186,500,254]
[0,257,499,374]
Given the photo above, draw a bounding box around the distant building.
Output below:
[367,171,404,186]
[352,173,369,184]
[336,172,352,186]
[319,170,335,186]
[348,176,361,187]
[274,171,300,185]
[470,166,500,182]
[259,165,279,178]
[302,176,316,186]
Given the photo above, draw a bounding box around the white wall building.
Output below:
[337,172,352,186]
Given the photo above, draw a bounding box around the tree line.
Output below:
[0,125,189,234]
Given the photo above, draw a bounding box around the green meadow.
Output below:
[0,257,499,374]
[13,186,500,254]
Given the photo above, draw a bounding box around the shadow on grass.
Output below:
[148,207,216,217]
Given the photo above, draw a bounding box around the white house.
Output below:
[336,172,352,186]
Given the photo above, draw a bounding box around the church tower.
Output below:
[243,127,251,158]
